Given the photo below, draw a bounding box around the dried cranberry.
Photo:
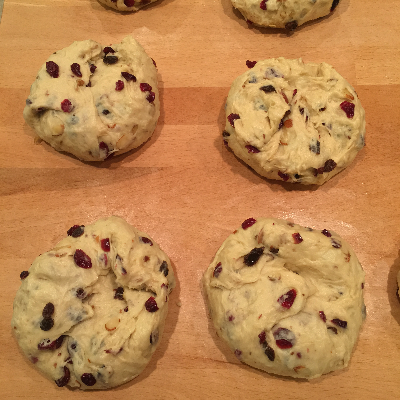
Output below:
[76,288,85,299]
[20,271,29,279]
[55,366,70,387]
[340,101,355,118]
[61,99,73,113]
[146,92,156,103]
[227,113,240,127]
[70,63,82,77]
[99,141,109,157]
[234,349,242,358]
[258,331,266,344]
[292,233,303,244]
[269,246,279,254]
[246,60,257,68]
[243,247,264,266]
[140,83,152,92]
[115,80,124,91]
[103,46,115,55]
[260,0,267,10]
[114,287,124,300]
[273,328,295,349]
[90,64,97,73]
[323,159,337,172]
[86,81,91,87]
[67,225,84,237]
[331,239,342,248]
[285,20,298,31]
[121,72,136,82]
[331,318,347,328]
[159,261,169,277]
[38,335,64,350]
[228,315,235,321]
[145,296,159,312]
[81,373,96,386]
[293,89,297,97]
[319,311,327,323]
[42,303,55,318]
[124,0,135,6]
[103,55,118,65]
[124,306,129,312]
[321,229,331,237]
[141,237,153,246]
[46,61,59,78]
[213,262,222,277]
[245,144,260,153]
[278,171,289,181]
[260,85,276,93]
[331,0,340,12]
[242,218,256,230]
[40,317,54,331]
[74,249,92,269]
[101,238,110,252]
[277,289,297,309]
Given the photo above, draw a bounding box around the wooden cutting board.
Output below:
[1,0,399,398]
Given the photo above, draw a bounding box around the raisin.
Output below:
[323,159,337,172]
[121,72,136,82]
[146,92,156,103]
[103,56,118,65]
[76,288,85,299]
[42,303,55,318]
[67,225,84,237]
[331,0,340,12]
[20,271,29,279]
[243,247,264,266]
[159,261,169,277]
[141,237,153,246]
[115,80,124,91]
[278,171,289,181]
[246,60,257,68]
[260,85,276,93]
[222,131,230,137]
[140,83,152,92]
[145,296,159,312]
[245,145,260,153]
[332,318,347,328]
[124,0,135,5]
[103,46,115,54]
[227,113,240,127]
[213,262,222,277]
[321,229,331,237]
[277,289,297,309]
[285,20,298,31]
[46,61,59,78]
[114,287,124,300]
[319,311,327,323]
[74,249,92,269]
[81,373,96,386]
[102,110,110,115]
[269,246,279,254]
[40,317,54,331]
[101,238,110,252]
[242,218,256,230]
[340,101,355,118]
[292,233,303,244]
[55,366,70,387]
[90,64,97,73]
[70,63,82,77]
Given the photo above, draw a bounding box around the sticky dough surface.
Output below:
[23,36,159,161]
[224,58,365,185]
[98,0,159,12]
[231,0,339,29]
[204,217,365,379]
[12,216,175,390]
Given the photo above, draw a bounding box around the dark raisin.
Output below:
[243,247,264,266]
[277,289,297,309]
[114,287,124,300]
[246,60,257,68]
[328,326,338,334]
[285,20,298,31]
[260,0,267,10]
[38,335,65,350]
[42,303,55,318]
[124,0,135,5]
[71,63,82,77]
[67,225,85,237]
[76,288,85,299]
[146,92,156,103]
[278,171,289,181]
[81,373,96,386]
[273,328,296,349]
[103,46,115,55]
[159,261,169,277]
[115,80,124,91]
[331,0,340,12]
[260,85,276,93]
[245,145,260,153]
[102,110,110,115]
[319,107,326,112]
[124,306,129,312]
[121,72,137,82]
[101,238,110,252]
[264,344,275,361]
[90,64,97,73]
[46,61,59,78]
[150,329,159,345]
[145,296,159,312]
[55,366,70,387]
[61,99,73,113]
[324,159,337,172]
[340,101,355,118]
[103,55,118,65]
[331,319,347,328]
[309,140,320,155]
[292,233,303,244]
[242,218,256,230]
[227,113,240,127]
[331,238,342,248]
[86,81,91,87]
[213,262,222,277]
[222,131,230,137]
[40,317,54,331]
[140,83,152,92]
[141,237,153,246]
[20,271,29,279]
[74,249,92,269]
[322,229,332,237]
[294,174,300,179]
[269,246,279,254]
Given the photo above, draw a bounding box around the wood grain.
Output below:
[1,0,400,398]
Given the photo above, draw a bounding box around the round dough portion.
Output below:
[224,58,366,185]
[231,0,340,30]
[12,216,175,390]
[203,217,365,379]
[98,0,159,12]
[23,36,159,161]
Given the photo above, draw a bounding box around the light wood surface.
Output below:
[1,0,400,398]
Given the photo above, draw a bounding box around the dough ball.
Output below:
[224,58,366,185]
[12,216,175,390]
[203,217,365,379]
[98,0,159,12]
[23,36,159,161]
[231,0,341,30]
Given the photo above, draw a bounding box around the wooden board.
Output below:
[1,0,400,398]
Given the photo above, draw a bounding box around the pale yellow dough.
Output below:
[98,0,159,12]
[23,36,159,161]
[12,216,175,390]
[204,217,365,379]
[224,58,366,185]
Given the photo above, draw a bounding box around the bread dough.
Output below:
[224,58,365,185]
[98,0,159,12]
[231,0,341,30]
[12,216,175,390]
[23,36,159,161]
[203,217,365,379]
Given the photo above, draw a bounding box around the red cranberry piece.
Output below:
[285,20,298,31]
[331,0,340,12]
[74,249,92,269]
[46,61,59,78]
[103,55,118,65]
[278,171,289,181]
[99,141,109,158]
[70,63,82,77]
[340,101,355,118]
[213,262,222,277]
[141,237,153,246]
[277,289,297,309]
[100,238,110,252]
[30,356,39,364]
[331,238,342,248]
[244,247,264,266]
[258,331,266,344]
[115,80,124,91]
[159,261,169,277]
[293,89,297,97]
[124,0,135,6]
[55,366,70,387]
[145,296,159,312]
[114,287,124,300]
[273,328,296,349]
[246,60,257,68]
[260,0,267,10]
[319,311,327,323]
[20,271,29,279]
[140,83,152,92]
[260,85,276,93]
[67,225,85,237]
[152,58,157,67]
[245,144,260,153]
[38,335,65,350]
[81,373,96,386]
[76,288,85,299]
[103,46,115,55]
[242,218,256,230]
[121,72,136,82]
[40,317,54,331]
[234,349,242,359]
[90,64,97,73]
[331,318,347,328]
[292,233,303,244]
[321,229,332,237]
[42,302,55,318]
[227,113,240,127]
[61,99,73,113]
[228,315,235,321]
[146,92,156,103]
[324,159,337,172]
